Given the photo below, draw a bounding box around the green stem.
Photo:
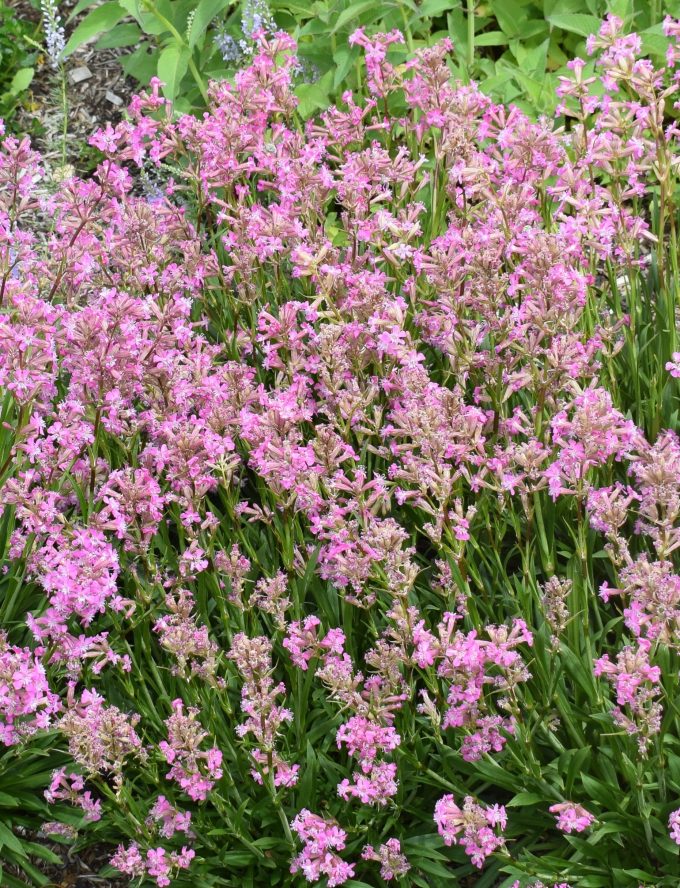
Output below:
[466,0,475,74]
[59,62,68,169]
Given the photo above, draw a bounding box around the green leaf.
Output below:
[475,30,508,47]
[416,0,454,18]
[640,25,670,59]
[95,22,142,49]
[414,858,455,879]
[118,0,168,35]
[157,42,191,101]
[295,69,333,118]
[0,822,27,857]
[332,46,358,90]
[187,0,230,49]
[67,0,100,21]
[64,2,127,55]
[547,13,601,38]
[122,45,158,84]
[507,791,544,807]
[8,67,34,96]
[332,0,386,34]
[489,0,525,38]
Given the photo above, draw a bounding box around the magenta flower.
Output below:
[666,353,680,378]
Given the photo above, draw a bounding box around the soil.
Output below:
[12,831,127,887]
[12,0,135,174]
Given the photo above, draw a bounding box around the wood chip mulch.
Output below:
[13,0,136,175]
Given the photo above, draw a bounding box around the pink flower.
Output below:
[336,716,400,772]
[147,796,193,839]
[337,761,398,806]
[434,795,506,867]
[549,802,595,833]
[159,700,222,801]
[229,634,298,787]
[0,635,60,744]
[361,838,410,881]
[291,810,355,886]
[666,353,680,378]
[669,807,680,844]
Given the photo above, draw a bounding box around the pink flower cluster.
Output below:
[0,635,59,744]
[45,768,101,822]
[159,699,223,801]
[669,807,680,844]
[594,639,662,755]
[147,796,193,839]
[110,843,195,887]
[361,838,410,881]
[229,633,299,787]
[290,809,355,886]
[434,795,507,867]
[549,802,595,834]
[1,11,680,884]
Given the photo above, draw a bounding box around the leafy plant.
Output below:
[58,0,680,119]
[281,0,680,115]
[0,1,40,129]
[63,0,237,110]
[4,13,680,888]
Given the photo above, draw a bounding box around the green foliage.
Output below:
[2,0,680,126]
[63,0,235,110]
[47,0,680,121]
[0,1,40,128]
[2,2,680,887]
[281,0,680,115]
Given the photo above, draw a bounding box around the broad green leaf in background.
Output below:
[295,68,333,118]
[118,0,170,36]
[8,67,33,96]
[188,0,231,49]
[331,0,388,34]
[121,44,156,85]
[547,12,602,37]
[63,1,126,55]
[95,21,143,49]
[490,0,526,39]
[157,41,191,100]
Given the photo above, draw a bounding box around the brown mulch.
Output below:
[7,828,128,887]
[12,0,136,174]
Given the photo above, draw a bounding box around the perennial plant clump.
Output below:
[2,13,680,888]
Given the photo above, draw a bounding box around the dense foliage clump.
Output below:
[2,14,680,888]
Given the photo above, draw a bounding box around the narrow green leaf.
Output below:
[0,822,27,857]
